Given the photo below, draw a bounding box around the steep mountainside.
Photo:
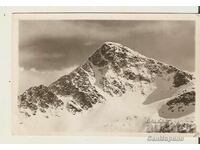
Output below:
[18,42,195,128]
[48,42,194,115]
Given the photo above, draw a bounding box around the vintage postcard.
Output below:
[12,13,200,136]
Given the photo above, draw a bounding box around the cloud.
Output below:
[19,20,195,72]
[30,68,38,72]
[19,67,25,72]
[20,20,186,47]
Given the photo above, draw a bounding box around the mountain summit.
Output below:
[18,42,195,132]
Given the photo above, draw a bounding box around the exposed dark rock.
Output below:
[166,91,195,106]
[173,71,193,87]
[18,85,63,116]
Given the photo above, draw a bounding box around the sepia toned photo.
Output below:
[12,14,198,135]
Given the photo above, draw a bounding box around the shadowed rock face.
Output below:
[18,42,195,117]
[158,91,195,119]
[18,85,64,117]
[173,71,193,87]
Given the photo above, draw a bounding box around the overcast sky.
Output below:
[19,20,195,93]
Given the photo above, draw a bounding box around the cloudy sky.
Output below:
[19,20,195,93]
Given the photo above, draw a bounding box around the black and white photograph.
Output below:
[12,14,197,135]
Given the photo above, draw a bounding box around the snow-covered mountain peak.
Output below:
[18,42,195,123]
